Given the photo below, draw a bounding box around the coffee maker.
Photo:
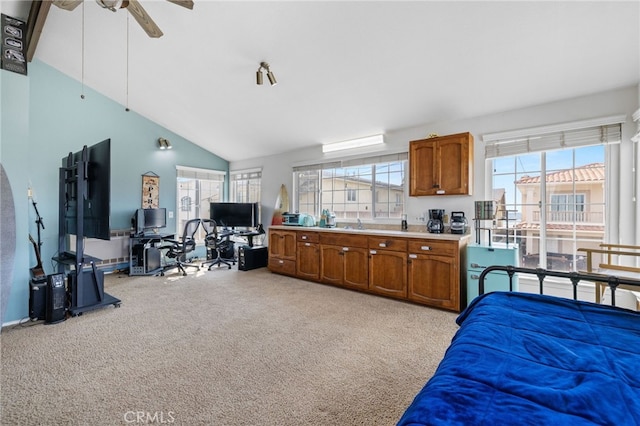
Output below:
[427,209,445,233]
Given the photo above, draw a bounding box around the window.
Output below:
[294,153,407,220]
[180,196,191,212]
[230,169,262,203]
[549,194,586,222]
[486,121,621,272]
[176,166,225,241]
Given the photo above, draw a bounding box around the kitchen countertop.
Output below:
[269,225,472,242]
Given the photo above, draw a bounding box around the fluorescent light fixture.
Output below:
[322,134,385,153]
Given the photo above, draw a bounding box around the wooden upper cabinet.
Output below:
[409,132,473,196]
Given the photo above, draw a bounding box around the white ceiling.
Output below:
[3,1,640,162]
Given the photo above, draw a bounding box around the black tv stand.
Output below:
[70,293,121,316]
[57,146,121,316]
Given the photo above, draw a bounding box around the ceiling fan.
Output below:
[52,0,194,38]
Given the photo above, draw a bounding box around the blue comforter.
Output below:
[397,292,640,425]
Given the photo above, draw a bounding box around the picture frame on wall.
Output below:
[142,172,159,209]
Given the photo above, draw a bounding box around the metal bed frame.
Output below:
[478,265,640,307]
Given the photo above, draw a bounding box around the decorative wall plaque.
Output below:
[142,172,159,209]
[1,14,27,75]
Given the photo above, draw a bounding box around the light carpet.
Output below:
[1,267,459,425]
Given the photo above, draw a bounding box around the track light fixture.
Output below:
[256,62,277,86]
[158,137,172,150]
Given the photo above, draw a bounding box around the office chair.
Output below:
[161,218,202,276]
[201,219,235,270]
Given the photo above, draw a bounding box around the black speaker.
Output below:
[29,278,47,320]
[45,273,67,324]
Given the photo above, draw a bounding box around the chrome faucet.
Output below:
[356,218,364,230]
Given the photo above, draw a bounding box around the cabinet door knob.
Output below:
[421,246,431,251]
[302,235,308,240]
[370,250,377,255]
[378,242,387,248]
[409,254,418,259]
[470,274,479,280]
[470,263,487,269]
[305,243,311,246]
[342,247,350,252]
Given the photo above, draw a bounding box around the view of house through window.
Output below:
[230,169,262,203]
[176,167,225,242]
[491,145,606,272]
[295,155,406,220]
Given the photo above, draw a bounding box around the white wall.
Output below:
[232,85,639,243]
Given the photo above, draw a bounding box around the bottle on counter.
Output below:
[401,214,408,231]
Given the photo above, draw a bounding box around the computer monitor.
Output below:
[210,202,259,228]
[144,208,166,229]
[132,208,166,235]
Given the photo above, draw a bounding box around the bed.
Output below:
[397,266,640,425]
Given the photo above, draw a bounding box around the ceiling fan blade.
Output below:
[166,0,194,10]
[52,0,84,11]
[125,0,163,38]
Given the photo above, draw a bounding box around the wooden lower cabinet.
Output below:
[268,229,297,276]
[320,245,369,290]
[408,253,458,310]
[268,227,467,312]
[369,249,408,298]
[297,241,320,280]
[368,236,408,298]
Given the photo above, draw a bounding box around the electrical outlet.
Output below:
[168,211,174,218]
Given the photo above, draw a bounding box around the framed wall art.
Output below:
[142,172,159,209]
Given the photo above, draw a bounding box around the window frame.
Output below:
[175,165,226,243]
[293,153,408,222]
[485,120,620,271]
[230,168,262,204]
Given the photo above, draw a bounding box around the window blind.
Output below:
[483,117,624,159]
[292,152,408,172]
[230,168,262,181]
[176,166,225,181]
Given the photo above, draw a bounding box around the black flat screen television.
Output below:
[132,208,167,235]
[210,202,259,228]
[62,139,111,241]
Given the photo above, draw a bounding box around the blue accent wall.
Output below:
[1,60,229,324]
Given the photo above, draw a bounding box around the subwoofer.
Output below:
[29,278,47,320]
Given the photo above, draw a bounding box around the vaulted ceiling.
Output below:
[3,1,639,162]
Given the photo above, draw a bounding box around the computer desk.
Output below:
[234,230,262,247]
